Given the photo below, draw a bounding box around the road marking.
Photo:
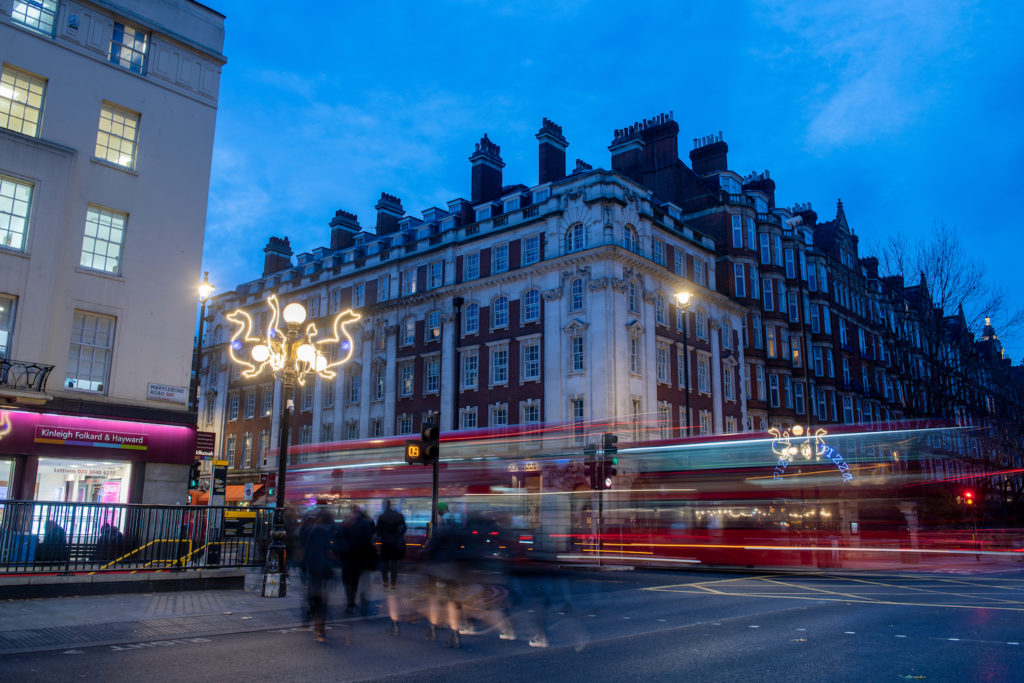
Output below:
[896,635,908,638]
[845,631,855,634]
[63,650,83,655]
[749,625,759,628]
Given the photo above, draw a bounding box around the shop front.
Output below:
[0,409,196,505]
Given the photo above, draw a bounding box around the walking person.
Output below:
[302,509,336,642]
[376,499,406,589]
[336,505,377,616]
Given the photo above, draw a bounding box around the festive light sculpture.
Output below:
[226,295,360,597]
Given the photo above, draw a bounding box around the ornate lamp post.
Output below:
[226,294,360,597]
[190,272,215,413]
[676,291,693,435]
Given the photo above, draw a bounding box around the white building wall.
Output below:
[0,0,224,409]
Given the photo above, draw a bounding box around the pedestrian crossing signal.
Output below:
[405,440,424,465]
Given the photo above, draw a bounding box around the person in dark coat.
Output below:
[376,499,406,589]
[37,519,70,564]
[336,505,376,615]
[92,523,125,563]
[302,509,336,642]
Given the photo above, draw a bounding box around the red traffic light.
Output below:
[964,490,974,505]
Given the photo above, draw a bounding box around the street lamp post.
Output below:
[226,295,360,597]
[676,291,693,435]
[190,272,215,414]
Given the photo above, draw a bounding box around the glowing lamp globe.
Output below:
[315,355,328,372]
[675,291,692,307]
[282,302,307,325]
[251,344,270,362]
[296,343,316,363]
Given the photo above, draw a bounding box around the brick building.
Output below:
[196,113,1019,490]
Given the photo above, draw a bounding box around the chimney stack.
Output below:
[689,131,729,176]
[329,210,360,251]
[263,236,292,276]
[469,134,504,204]
[792,202,817,226]
[536,118,568,185]
[742,170,776,208]
[374,193,404,236]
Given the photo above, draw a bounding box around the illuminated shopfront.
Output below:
[34,458,132,504]
[0,409,195,504]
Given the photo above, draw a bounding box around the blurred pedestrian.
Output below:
[92,523,125,563]
[376,499,406,589]
[303,509,336,642]
[336,505,377,616]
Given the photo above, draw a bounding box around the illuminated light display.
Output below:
[769,425,853,482]
[0,410,10,441]
[226,294,360,384]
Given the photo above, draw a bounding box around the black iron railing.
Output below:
[0,500,274,574]
[0,359,54,392]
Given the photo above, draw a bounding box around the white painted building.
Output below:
[0,0,225,504]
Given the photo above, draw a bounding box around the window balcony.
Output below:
[0,359,54,406]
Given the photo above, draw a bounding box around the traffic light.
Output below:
[421,419,440,464]
[603,456,618,489]
[964,490,974,505]
[407,417,440,466]
[602,432,618,456]
[188,461,200,489]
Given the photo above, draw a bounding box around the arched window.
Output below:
[565,223,585,253]
[624,225,638,253]
[492,295,509,328]
[464,302,479,335]
[570,278,584,311]
[426,310,441,342]
[522,289,540,322]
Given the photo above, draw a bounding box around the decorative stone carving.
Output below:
[610,278,628,293]
[588,278,608,291]
[542,288,562,301]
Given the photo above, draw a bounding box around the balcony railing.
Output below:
[0,359,54,393]
[757,212,781,226]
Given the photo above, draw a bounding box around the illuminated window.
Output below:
[12,0,59,36]
[463,303,479,335]
[94,103,140,170]
[399,361,414,397]
[65,311,115,393]
[81,205,127,274]
[0,174,33,251]
[109,22,148,75]
[0,65,46,137]
[426,310,441,342]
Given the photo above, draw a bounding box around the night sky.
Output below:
[201,1,1024,360]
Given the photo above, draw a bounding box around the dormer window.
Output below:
[475,205,492,221]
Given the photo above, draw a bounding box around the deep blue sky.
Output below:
[201,1,1024,361]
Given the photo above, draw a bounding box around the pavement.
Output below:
[2,552,1021,657]
[0,569,314,655]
